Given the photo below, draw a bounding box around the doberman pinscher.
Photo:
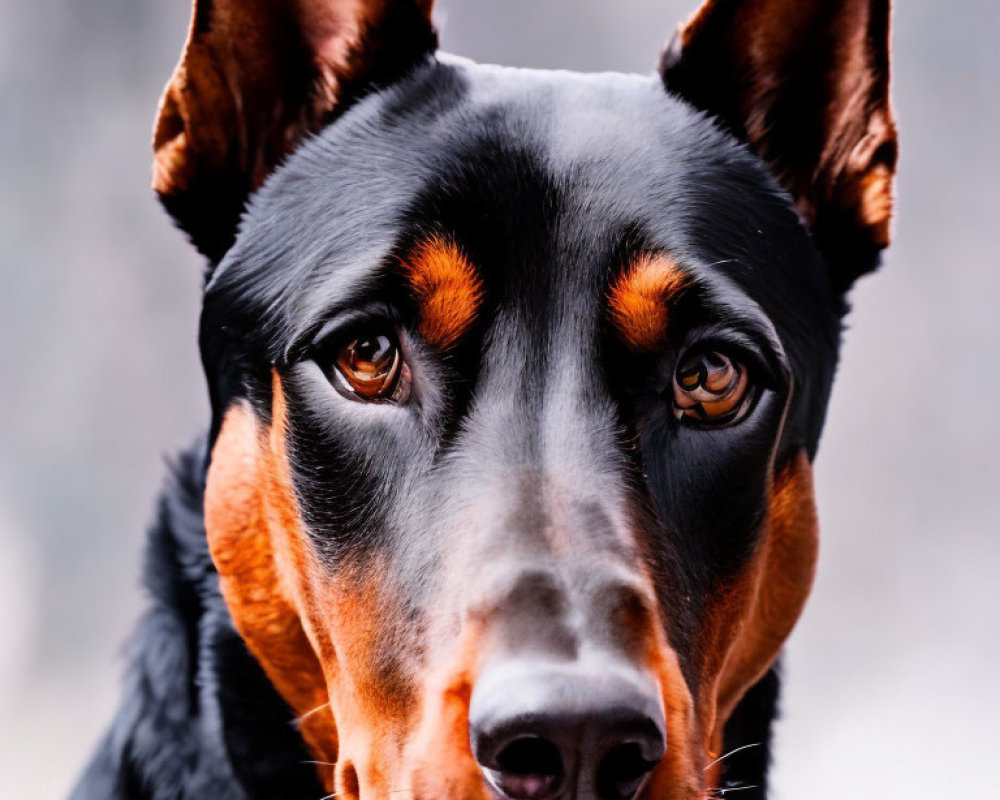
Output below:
[72,1,897,798]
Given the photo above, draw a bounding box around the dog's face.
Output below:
[154,1,896,798]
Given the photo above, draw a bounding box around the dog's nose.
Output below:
[468,660,666,800]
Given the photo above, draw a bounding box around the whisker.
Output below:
[317,787,415,800]
[704,785,758,796]
[296,702,331,728]
[703,742,761,771]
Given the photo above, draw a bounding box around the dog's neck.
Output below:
[72,436,778,799]
[71,437,322,800]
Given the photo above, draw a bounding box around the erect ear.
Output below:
[153,0,437,263]
[660,0,897,291]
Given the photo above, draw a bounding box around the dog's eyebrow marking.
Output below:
[402,236,483,349]
[608,253,689,351]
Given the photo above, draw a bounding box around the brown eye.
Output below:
[332,333,410,402]
[672,350,752,425]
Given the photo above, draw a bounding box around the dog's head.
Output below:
[153,1,896,798]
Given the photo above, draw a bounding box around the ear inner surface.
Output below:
[660,0,897,288]
[153,0,437,261]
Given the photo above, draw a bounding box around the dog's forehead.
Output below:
[215,57,837,365]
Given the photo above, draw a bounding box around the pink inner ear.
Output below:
[660,0,897,285]
[296,2,361,103]
[152,0,438,262]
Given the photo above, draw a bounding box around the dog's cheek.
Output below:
[639,602,706,800]
[310,558,433,798]
[698,451,819,757]
[205,400,339,773]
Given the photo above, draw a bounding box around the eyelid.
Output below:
[679,326,786,390]
[292,304,404,363]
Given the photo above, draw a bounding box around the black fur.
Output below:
[76,49,865,800]
[70,441,778,800]
[71,441,322,800]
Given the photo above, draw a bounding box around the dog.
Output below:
[71,1,897,798]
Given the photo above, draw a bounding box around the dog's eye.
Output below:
[330,333,410,403]
[672,350,752,425]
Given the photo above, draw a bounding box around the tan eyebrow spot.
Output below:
[608,253,689,351]
[402,236,483,349]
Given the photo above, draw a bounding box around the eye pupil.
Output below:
[331,332,406,401]
[350,336,393,373]
[673,349,752,426]
[679,367,702,389]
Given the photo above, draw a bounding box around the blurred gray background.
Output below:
[1,0,997,797]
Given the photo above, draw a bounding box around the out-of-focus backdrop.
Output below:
[1,0,997,797]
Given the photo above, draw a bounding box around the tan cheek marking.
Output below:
[694,451,819,759]
[608,253,689,352]
[204,392,338,774]
[402,621,493,800]
[640,597,707,800]
[403,236,482,349]
[206,372,423,795]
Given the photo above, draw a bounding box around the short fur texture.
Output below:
[73,2,896,798]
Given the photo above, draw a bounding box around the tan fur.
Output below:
[608,253,689,352]
[403,236,483,349]
[690,452,819,758]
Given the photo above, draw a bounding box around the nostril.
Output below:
[496,736,563,777]
[596,741,659,800]
[491,737,564,800]
[469,660,666,800]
